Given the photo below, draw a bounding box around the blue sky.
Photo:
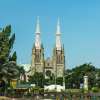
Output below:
[0,0,100,68]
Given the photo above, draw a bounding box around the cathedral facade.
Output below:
[30,17,65,78]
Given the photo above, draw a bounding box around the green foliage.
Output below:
[91,87,99,93]
[65,63,100,89]
[9,51,17,62]
[0,25,15,64]
[28,72,44,88]
[4,25,11,35]
[46,70,51,77]
[56,77,63,85]
[44,78,50,85]
[44,73,55,85]
[9,34,15,50]
[19,66,25,75]
[1,61,19,84]
[18,66,26,83]
[0,25,20,93]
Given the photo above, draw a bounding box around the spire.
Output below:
[35,16,40,33]
[56,17,61,35]
[56,18,62,50]
[35,16,41,49]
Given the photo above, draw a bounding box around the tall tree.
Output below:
[0,25,15,64]
[0,25,20,92]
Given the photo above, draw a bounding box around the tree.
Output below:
[17,66,25,76]
[56,77,63,85]
[9,51,17,62]
[46,70,51,78]
[65,63,98,89]
[29,72,44,88]
[0,25,19,93]
[18,66,26,83]
[0,25,15,64]
[2,61,19,80]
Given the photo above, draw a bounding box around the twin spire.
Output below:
[56,18,61,35]
[56,18,61,50]
[35,16,40,33]
[35,16,41,49]
[35,17,62,50]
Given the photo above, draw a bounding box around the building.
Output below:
[30,17,65,78]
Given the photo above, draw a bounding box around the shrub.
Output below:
[91,87,99,93]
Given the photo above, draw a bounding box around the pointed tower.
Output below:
[35,16,41,49]
[56,18,61,50]
[31,17,44,75]
[52,18,65,78]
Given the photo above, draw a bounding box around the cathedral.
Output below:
[30,17,65,78]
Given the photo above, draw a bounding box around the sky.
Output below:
[0,0,100,69]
